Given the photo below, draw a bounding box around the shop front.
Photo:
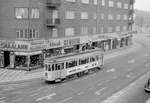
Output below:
[15,51,43,70]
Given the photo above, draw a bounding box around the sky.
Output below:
[135,0,150,11]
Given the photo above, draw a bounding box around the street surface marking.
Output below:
[88,87,94,90]
[58,97,72,103]
[98,83,103,86]
[128,59,135,64]
[0,101,6,103]
[0,97,6,100]
[145,63,150,67]
[12,98,23,103]
[95,87,106,95]
[77,91,84,95]
[30,93,39,97]
[106,68,115,73]
[36,93,56,101]
[143,54,149,57]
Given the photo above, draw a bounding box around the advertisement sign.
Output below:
[0,41,30,51]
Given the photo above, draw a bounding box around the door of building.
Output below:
[4,51,10,67]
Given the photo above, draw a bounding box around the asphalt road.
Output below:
[1,34,150,103]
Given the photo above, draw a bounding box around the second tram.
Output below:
[44,49,104,82]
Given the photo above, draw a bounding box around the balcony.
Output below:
[129,9,134,15]
[47,0,61,8]
[46,19,60,27]
[130,0,135,4]
[128,19,134,25]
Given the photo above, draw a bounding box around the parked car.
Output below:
[145,79,150,92]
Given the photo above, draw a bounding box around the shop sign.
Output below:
[48,40,62,48]
[64,38,80,47]
[30,40,46,50]
[0,41,29,51]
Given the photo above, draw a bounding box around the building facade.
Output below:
[0,0,135,70]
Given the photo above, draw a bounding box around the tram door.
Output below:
[4,51,10,67]
[0,51,4,67]
[56,64,61,79]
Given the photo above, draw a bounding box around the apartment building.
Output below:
[0,0,135,70]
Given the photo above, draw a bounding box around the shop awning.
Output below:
[15,51,42,56]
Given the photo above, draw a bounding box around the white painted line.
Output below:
[128,59,135,64]
[98,83,103,86]
[106,68,115,73]
[0,97,6,100]
[0,101,6,103]
[88,87,94,90]
[30,93,39,97]
[143,54,149,57]
[58,97,73,103]
[12,98,23,103]
[36,93,56,101]
[145,64,150,67]
[95,87,106,95]
[77,91,84,96]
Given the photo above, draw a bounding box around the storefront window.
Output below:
[15,56,28,67]
[30,54,43,67]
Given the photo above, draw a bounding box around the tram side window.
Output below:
[79,57,88,65]
[52,64,55,71]
[90,56,96,62]
[48,65,51,71]
[96,55,99,61]
[67,60,77,68]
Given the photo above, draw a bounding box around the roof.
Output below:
[44,49,103,64]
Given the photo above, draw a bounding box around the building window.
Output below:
[66,0,76,2]
[30,8,40,19]
[15,8,29,19]
[52,28,58,38]
[15,8,40,19]
[81,0,89,4]
[93,27,97,34]
[102,0,105,6]
[16,29,39,39]
[117,2,122,8]
[116,14,121,20]
[93,0,98,5]
[101,13,105,19]
[108,27,113,33]
[93,13,97,19]
[81,27,88,35]
[123,15,128,20]
[108,1,114,7]
[65,11,75,19]
[108,14,113,20]
[81,12,88,19]
[101,27,104,33]
[123,26,127,31]
[116,26,120,32]
[124,3,129,9]
[65,28,74,36]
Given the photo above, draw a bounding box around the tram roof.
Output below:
[45,49,103,64]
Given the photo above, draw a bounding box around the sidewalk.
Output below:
[0,42,141,84]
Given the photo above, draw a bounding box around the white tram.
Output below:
[44,49,104,82]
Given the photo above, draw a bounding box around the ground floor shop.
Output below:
[0,33,133,70]
[0,50,43,70]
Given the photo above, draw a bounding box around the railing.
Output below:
[46,18,60,27]
[47,0,61,7]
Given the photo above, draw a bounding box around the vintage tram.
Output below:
[44,49,104,82]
